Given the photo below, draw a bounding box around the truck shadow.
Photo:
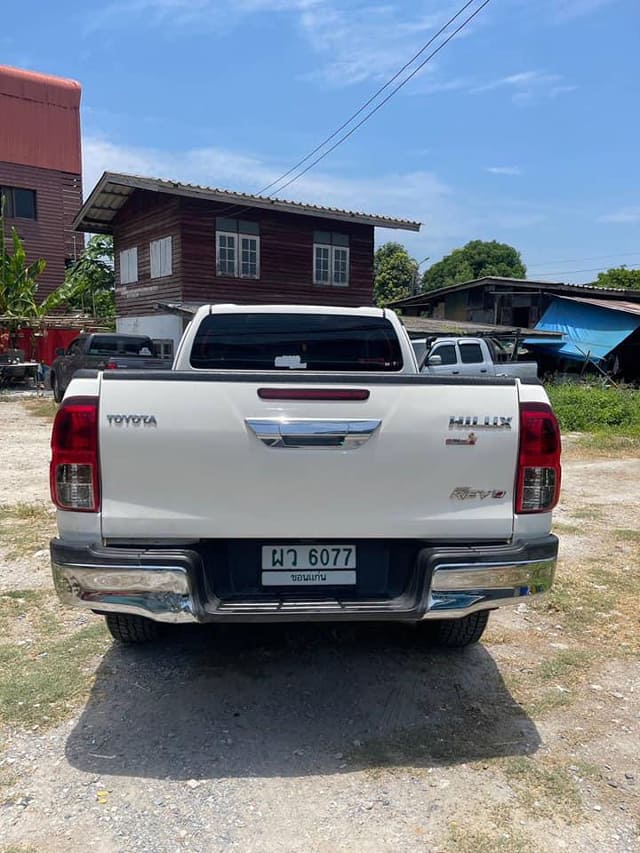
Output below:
[66,621,539,780]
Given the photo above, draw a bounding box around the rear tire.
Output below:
[105,613,162,644]
[51,373,63,403]
[427,610,489,648]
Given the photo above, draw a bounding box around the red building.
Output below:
[73,172,420,352]
[0,65,83,296]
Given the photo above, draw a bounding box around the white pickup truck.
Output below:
[50,305,560,648]
[412,336,539,380]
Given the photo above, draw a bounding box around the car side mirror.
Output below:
[55,348,65,357]
[427,354,442,366]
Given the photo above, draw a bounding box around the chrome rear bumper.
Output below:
[51,536,557,624]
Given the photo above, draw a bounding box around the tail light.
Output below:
[50,396,100,512]
[515,402,561,514]
[106,360,118,370]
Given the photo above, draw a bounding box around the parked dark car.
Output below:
[50,334,167,402]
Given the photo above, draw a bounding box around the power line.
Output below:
[267,0,493,198]
[533,263,640,278]
[256,0,481,197]
[210,0,488,221]
[528,251,640,270]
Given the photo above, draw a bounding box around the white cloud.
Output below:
[85,0,320,34]
[486,166,522,176]
[598,207,640,225]
[83,0,489,91]
[549,0,619,23]
[470,69,577,103]
[82,132,550,266]
[298,4,445,87]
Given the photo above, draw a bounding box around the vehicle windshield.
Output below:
[190,313,404,371]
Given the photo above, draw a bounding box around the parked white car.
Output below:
[413,336,538,379]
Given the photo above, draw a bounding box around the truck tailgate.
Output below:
[98,374,521,541]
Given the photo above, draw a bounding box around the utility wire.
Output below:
[209,0,487,220]
[256,0,481,197]
[528,251,640,270]
[266,0,493,198]
[532,263,640,278]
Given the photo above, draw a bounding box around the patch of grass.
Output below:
[447,825,539,853]
[536,648,594,682]
[0,764,19,789]
[614,528,640,543]
[0,590,64,642]
[516,649,596,717]
[500,756,582,820]
[526,688,575,717]
[540,574,615,630]
[571,761,602,782]
[1,847,39,853]
[553,521,583,534]
[570,505,605,521]
[0,502,56,561]
[0,621,109,729]
[575,432,640,457]
[546,384,640,435]
[0,503,51,522]
[22,397,58,420]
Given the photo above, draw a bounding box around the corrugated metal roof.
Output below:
[557,295,640,316]
[0,64,82,174]
[391,276,640,308]
[155,301,560,339]
[74,172,422,234]
[401,316,562,338]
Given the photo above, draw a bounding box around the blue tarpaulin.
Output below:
[524,296,640,363]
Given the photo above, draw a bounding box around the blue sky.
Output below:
[3,0,639,281]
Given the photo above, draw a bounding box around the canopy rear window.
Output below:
[88,336,155,356]
[190,313,403,371]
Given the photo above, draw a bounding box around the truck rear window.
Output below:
[88,336,155,356]
[190,313,404,371]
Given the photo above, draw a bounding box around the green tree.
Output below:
[1,208,112,348]
[374,242,419,307]
[593,266,640,290]
[1,208,49,345]
[422,240,526,291]
[62,235,116,320]
[1,219,47,320]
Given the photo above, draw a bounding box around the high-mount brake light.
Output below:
[515,402,561,514]
[50,396,100,512]
[258,388,370,401]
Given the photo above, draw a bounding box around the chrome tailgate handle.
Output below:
[246,418,381,449]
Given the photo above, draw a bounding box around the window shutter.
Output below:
[120,248,138,284]
[150,237,172,278]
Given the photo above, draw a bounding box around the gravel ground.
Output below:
[0,400,638,852]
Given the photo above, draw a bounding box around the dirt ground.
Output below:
[0,397,638,853]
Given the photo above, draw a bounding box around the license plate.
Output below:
[261,545,356,586]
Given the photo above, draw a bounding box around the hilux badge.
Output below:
[449,416,512,430]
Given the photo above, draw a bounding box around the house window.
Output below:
[119,247,138,284]
[313,231,350,286]
[150,236,172,279]
[216,217,260,278]
[1,186,37,219]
